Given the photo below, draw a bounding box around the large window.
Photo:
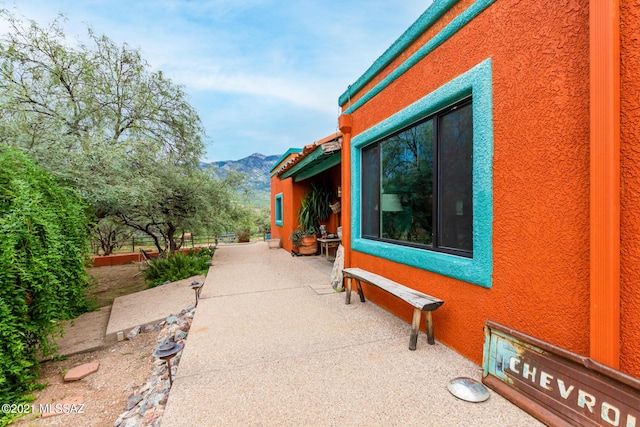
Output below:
[361,98,473,257]
[351,59,492,287]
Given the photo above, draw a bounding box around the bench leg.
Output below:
[425,311,435,345]
[345,277,352,305]
[409,308,422,351]
[355,279,366,303]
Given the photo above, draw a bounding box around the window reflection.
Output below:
[380,120,434,245]
[361,98,473,256]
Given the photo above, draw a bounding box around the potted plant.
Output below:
[298,183,332,233]
[291,183,333,255]
[237,229,251,243]
[300,230,317,246]
[289,229,316,255]
[290,229,304,248]
[294,231,318,255]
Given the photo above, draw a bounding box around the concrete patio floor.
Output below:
[161,242,543,426]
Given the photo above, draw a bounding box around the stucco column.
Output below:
[590,0,620,368]
[339,114,352,269]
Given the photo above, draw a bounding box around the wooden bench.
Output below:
[342,268,444,350]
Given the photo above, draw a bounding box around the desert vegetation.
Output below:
[0,11,260,422]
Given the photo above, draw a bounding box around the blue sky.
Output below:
[1,1,431,162]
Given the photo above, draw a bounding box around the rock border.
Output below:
[114,305,195,427]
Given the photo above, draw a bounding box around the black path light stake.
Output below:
[153,341,183,386]
[190,281,204,306]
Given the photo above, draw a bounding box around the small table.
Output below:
[317,238,341,259]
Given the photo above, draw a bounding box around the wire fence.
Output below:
[92,232,269,255]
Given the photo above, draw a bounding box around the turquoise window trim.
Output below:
[351,58,493,288]
[340,0,495,114]
[275,193,283,227]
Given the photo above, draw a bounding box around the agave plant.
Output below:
[297,183,333,235]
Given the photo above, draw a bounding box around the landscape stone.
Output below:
[151,416,163,427]
[114,306,195,427]
[141,324,156,333]
[142,408,157,423]
[114,414,125,426]
[122,415,142,427]
[126,326,141,340]
[64,362,100,381]
[40,395,84,419]
[126,393,143,410]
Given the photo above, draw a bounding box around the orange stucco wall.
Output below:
[620,0,640,376]
[270,155,300,252]
[91,248,194,267]
[342,0,613,373]
[92,252,143,267]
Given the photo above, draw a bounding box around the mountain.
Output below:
[202,153,281,208]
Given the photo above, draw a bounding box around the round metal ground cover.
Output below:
[447,377,490,402]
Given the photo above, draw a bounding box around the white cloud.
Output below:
[174,67,338,114]
[0,0,433,160]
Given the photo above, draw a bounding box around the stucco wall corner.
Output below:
[620,0,640,378]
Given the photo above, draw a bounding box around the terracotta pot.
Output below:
[298,243,318,255]
[301,235,317,246]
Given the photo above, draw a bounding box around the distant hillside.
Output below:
[202,153,281,208]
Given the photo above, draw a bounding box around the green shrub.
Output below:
[0,148,92,423]
[187,246,216,259]
[144,252,211,288]
[237,229,251,242]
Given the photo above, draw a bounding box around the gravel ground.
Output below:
[13,330,158,426]
[12,264,179,427]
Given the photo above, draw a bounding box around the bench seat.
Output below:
[343,267,444,350]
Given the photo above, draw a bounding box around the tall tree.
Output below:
[0,11,245,252]
[115,160,250,253]
[0,12,205,167]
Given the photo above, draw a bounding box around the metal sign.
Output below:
[321,139,341,153]
[483,321,640,426]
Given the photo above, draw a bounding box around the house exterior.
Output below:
[270,134,342,253]
[271,0,640,384]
